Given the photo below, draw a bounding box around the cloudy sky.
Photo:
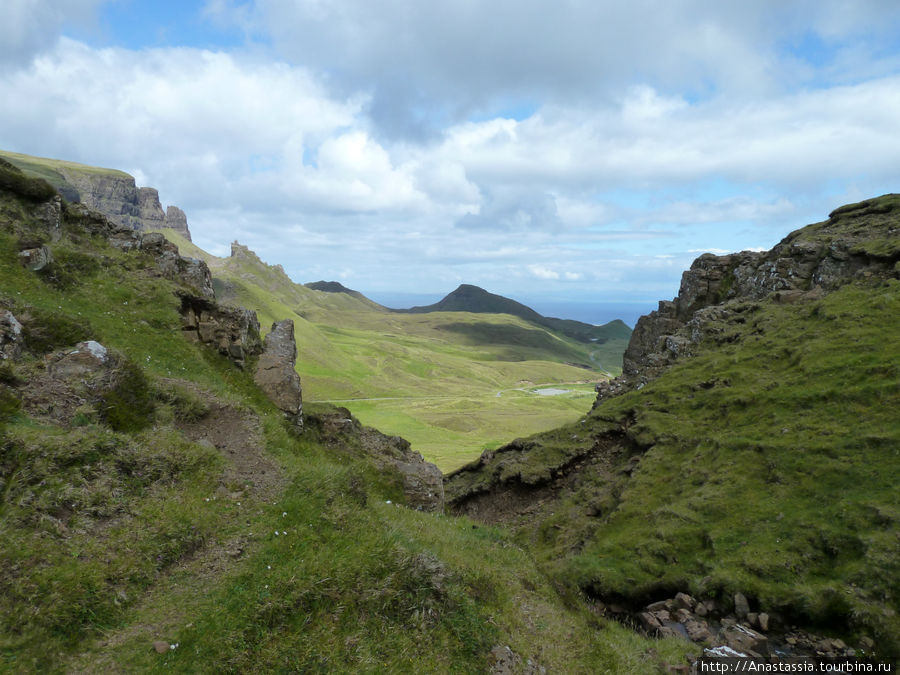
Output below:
[2,1,900,321]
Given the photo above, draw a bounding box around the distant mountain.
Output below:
[304,280,372,303]
[396,283,632,344]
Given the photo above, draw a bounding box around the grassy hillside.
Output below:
[0,162,690,672]
[0,150,128,201]
[446,223,900,659]
[154,228,621,471]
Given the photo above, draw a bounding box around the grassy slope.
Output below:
[155,228,621,471]
[449,279,900,657]
[0,174,688,672]
[0,150,128,199]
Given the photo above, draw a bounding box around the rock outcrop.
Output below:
[307,408,444,512]
[165,206,191,241]
[179,295,262,369]
[0,154,193,239]
[253,320,303,426]
[628,591,870,664]
[18,245,53,271]
[0,310,23,360]
[596,194,900,406]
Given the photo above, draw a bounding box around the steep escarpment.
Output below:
[0,149,193,239]
[446,195,900,662]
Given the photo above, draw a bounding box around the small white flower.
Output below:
[267,565,271,570]
[282,512,287,517]
[274,531,279,536]
[282,530,287,535]
[385,500,392,504]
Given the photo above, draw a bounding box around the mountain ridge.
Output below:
[397,282,632,345]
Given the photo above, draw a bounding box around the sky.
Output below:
[2,1,900,322]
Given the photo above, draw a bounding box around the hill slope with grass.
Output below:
[0,159,694,672]
[150,233,621,471]
[445,194,900,662]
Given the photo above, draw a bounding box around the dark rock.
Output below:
[639,611,663,633]
[179,295,261,368]
[720,623,769,657]
[734,592,750,619]
[674,608,692,623]
[673,592,695,610]
[684,618,714,645]
[152,641,169,654]
[650,609,672,624]
[254,320,303,425]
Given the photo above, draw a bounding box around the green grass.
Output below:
[0,186,690,672]
[448,279,900,658]
[152,227,625,471]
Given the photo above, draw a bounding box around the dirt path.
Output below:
[64,389,286,673]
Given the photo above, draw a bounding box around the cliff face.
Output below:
[56,167,192,239]
[0,151,193,240]
[597,194,900,404]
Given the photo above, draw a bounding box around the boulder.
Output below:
[254,320,303,424]
[683,618,714,645]
[0,310,23,360]
[720,623,769,657]
[49,341,109,379]
[734,592,750,619]
[673,592,695,610]
[19,245,53,271]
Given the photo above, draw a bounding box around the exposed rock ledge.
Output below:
[57,167,193,239]
[595,194,900,406]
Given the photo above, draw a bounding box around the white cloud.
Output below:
[1,0,900,304]
[206,0,900,138]
[0,0,105,67]
[528,266,560,281]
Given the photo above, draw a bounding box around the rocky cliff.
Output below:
[595,193,900,404]
[57,167,192,239]
[0,150,193,240]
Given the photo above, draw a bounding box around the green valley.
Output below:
[3,150,898,671]
[155,231,624,472]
